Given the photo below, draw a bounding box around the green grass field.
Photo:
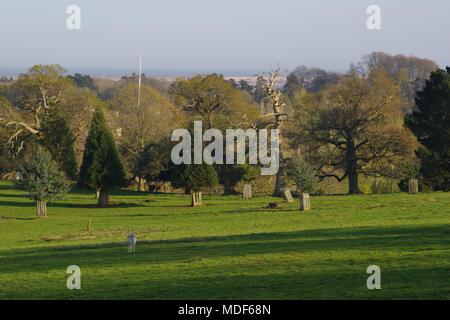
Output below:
[0,180,449,299]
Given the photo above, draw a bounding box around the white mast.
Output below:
[138,53,142,107]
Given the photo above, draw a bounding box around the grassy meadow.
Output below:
[0,180,449,299]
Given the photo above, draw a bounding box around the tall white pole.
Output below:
[138,53,142,107]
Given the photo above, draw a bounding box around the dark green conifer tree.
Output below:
[79,108,126,206]
[406,67,450,190]
[41,110,78,180]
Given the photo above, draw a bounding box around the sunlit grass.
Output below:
[0,181,449,299]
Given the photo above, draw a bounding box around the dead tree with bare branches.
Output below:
[264,68,289,196]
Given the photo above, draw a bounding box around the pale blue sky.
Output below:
[0,0,449,75]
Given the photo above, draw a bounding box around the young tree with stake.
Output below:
[16,147,70,218]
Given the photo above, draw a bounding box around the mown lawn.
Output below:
[0,180,449,299]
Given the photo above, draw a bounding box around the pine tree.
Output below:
[78,108,126,206]
[286,158,318,194]
[406,67,450,190]
[16,147,70,218]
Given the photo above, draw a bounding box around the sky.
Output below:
[0,0,449,76]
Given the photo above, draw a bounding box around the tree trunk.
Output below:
[348,168,361,194]
[347,144,361,194]
[274,169,284,196]
[36,200,47,219]
[260,101,265,115]
[206,113,213,129]
[223,184,238,195]
[96,189,100,199]
[273,147,284,196]
[137,176,145,192]
[147,181,153,193]
[98,190,109,206]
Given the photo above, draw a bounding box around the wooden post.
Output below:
[299,193,311,211]
[87,220,91,231]
[98,190,109,206]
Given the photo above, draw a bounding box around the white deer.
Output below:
[127,232,137,253]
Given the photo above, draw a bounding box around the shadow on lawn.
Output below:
[0,200,141,209]
[68,186,162,197]
[1,224,448,274]
[99,266,448,300]
[0,193,25,199]
[0,216,35,221]
[2,263,448,299]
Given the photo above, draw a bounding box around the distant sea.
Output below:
[0,66,261,79]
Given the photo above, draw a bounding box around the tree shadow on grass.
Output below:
[0,201,35,207]
[0,183,18,191]
[2,263,448,299]
[0,216,35,221]
[1,224,448,275]
[69,187,150,197]
[0,200,141,209]
[96,267,449,300]
[220,207,297,215]
[0,193,25,199]
[54,202,142,209]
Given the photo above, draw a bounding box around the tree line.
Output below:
[0,52,449,215]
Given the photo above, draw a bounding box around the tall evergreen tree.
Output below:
[134,139,172,191]
[78,108,126,206]
[67,73,97,91]
[254,75,267,104]
[41,109,78,180]
[406,67,450,190]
